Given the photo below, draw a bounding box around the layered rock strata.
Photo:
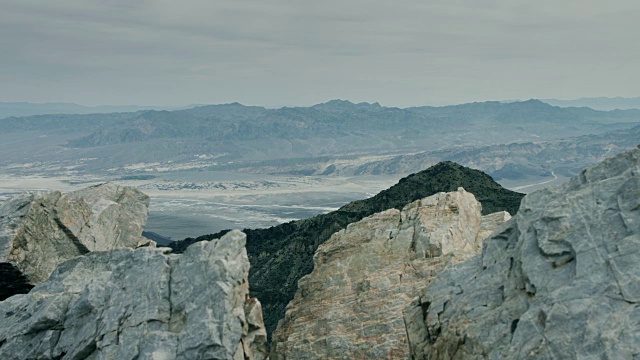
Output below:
[0,230,268,360]
[271,188,510,359]
[0,183,152,286]
[404,147,640,359]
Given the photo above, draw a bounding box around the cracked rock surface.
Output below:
[404,147,640,359]
[0,183,152,289]
[270,188,509,359]
[0,230,268,360]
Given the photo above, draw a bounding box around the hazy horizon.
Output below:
[3,96,640,111]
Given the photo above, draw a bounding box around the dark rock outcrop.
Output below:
[0,263,33,301]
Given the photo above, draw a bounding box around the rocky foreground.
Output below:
[0,182,268,359]
[0,230,267,359]
[270,189,511,359]
[0,183,152,294]
[404,147,640,358]
[0,148,637,359]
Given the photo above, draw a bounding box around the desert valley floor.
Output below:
[0,169,566,240]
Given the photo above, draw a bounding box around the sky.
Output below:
[1,0,639,107]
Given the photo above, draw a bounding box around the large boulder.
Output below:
[0,230,268,360]
[270,188,510,359]
[0,183,152,288]
[404,147,640,359]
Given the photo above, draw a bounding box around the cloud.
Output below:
[0,0,638,106]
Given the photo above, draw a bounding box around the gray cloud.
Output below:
[0,0,638,107]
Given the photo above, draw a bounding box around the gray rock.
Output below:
[478,211,511,241]
[271,188,510,359]
[0,183,152,285]
[0,230,268,360]
[56,183,152,251]
[404,147,640,359]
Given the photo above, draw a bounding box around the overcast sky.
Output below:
[1,0,638,107]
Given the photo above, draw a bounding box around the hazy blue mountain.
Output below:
[311,99,383,112]
[0,102,201,119]
[327,123,640,179]
[541,97,640,111]
[0,100,637,175]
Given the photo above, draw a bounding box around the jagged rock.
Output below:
[0,230,268,360]
[404,148,640,359]
[170,162,525,342]
[270,188,510,359]
[55,183,153,250]
[0,183,152,286]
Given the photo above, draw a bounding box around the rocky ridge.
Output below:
[0,230,268,360]
[169,162,525,341]
[404,147,640,359]
[270,189,511,359]
[0,183,152,296]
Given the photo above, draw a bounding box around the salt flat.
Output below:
[0,171,400,240]
[0,164,569,240]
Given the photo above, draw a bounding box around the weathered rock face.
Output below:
[404,147,640,359]
[0,230,268,360]
[477,210,511,241]
[0,183,152,286]
[270,188,510,359]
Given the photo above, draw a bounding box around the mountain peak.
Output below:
[312,99,382,112]
[512,98,553,108]
[343,161,523,216]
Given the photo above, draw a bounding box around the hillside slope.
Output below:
[168,162,524,341]
[335,123,640,179]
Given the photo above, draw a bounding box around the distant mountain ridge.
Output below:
[0,99,638,174]
[541,96,640,111]
[0,102,203,119]
[322,123,640,179]
[168,161,525,342]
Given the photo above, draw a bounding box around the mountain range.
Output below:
[0,99,638,180]
[541,96,640,111]
[0,102,201,119]
[303,122,640,179]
